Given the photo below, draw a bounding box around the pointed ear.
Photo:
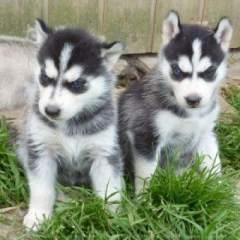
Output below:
[162,10,181,45]
[35,18,52,45]
[101,41,125,69]
[214,17,233,52]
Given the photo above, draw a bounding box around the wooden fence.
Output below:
[0,0,239,53]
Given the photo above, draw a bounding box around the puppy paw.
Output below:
[23,209,51,231]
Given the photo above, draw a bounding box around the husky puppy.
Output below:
[17,19,124,230]
[119,11,233,193]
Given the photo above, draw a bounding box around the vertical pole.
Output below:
[98,0,105,34]
[149,0,158,52]
[199,0,207,25]
[42,0,49,23]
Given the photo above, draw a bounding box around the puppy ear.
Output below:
[35,18,53,45]
[162,10,181,45]
[101,41,125,69]
[214,17,233,52]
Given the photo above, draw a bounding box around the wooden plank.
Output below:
[152,0,203,52]
[98,0,105,33]
[47,0,99,33]
[0,0,239,52]
[0,0,43,36]
[202,0,240,48]
[102,0,154,53]
[149,0,158,52]
[42,0,49,23]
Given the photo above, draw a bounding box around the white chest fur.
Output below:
[27,114,116,166]
[154,108,218,151]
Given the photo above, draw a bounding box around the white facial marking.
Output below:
[63,65,83,82]
[45,59,58,79]
[178,56,192,73]
[192,39,202,71]
[177,40,212,75]
[197,57,211,73]
[38,85,56,116]
[164,38,227,110]
[39,75,107,120]
[60,44,73,72]
[36,39,113,121]
[172,39,213,108]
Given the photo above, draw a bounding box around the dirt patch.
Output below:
[0,206,25,240]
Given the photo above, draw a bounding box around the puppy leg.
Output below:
[23,156,57,230]
[197,131,221,174]
[90,157,122,212]
[134,152,158,194]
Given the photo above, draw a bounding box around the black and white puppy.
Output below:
[119,11,233,193]
[17,19,124,230]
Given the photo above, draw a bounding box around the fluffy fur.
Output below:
[17,19,124,230]
[119,11,233,193]
[0,36,38,109]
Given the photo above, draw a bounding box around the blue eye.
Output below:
[72,79,84,88]
[200,66,217,81]
[171,63,182,77]
[40,70,54,87]
[66,78,87,94]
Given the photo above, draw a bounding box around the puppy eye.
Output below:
[200,66,217,81]
[40,70,54,87]
[65,78,87,94]
[171,63,184,80]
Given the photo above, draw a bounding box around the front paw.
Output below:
[106,192,121,213]
[23,209,51,231]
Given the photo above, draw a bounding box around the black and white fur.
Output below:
[17,19,124,230]
[119,11,233,193]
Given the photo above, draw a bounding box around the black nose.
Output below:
[185,95,201,108]
[45,105,60,118]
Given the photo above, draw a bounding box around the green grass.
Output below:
[0,120,27,207]
[26,165,240,240]
[223,86,240,112]
[0,86,240,239]
[216,86,240,170]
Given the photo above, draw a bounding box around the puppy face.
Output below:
[34,19,124,122]
[159,11,233,109]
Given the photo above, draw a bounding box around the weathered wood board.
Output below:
[47,0,99,34]
[201,0,240,48]
[152,0,204,52]
[0,0,239,53]
[0,0,43,36]
[101,0,155,53]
